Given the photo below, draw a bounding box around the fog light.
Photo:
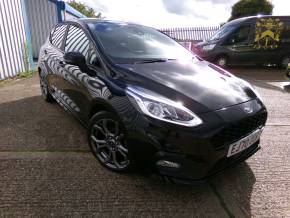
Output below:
[156,160,180,168]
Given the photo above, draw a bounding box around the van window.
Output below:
[210,25,236,41]
[51,25,67,49]
[227,25,251,44]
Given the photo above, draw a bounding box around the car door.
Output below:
[45,24,68,95]
[224,25,257,64]
[60,24,106,123]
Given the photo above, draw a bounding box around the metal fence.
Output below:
[160,26,220,42]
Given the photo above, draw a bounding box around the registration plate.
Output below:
[227,128,263,157]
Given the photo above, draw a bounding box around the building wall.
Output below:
[0,0,28,80]
[25,0,58,58]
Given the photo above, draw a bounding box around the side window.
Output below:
[228,26,251,45]
[65,25,91,60]
[51,25,67,49]
[88,49,99,65]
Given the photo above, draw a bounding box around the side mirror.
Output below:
[64,52,86,67]
[91,57,102,68]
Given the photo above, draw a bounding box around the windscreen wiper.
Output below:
[134,58,176,64]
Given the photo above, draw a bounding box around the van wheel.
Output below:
[216,56,228,68]
[280,56,290,69]
[88,111,131,172]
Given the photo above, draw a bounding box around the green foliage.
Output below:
[18,40,35,78]
[18,70,36,78]
[229,0,273,21]
[68,0,104,19]
[23,41,30,72]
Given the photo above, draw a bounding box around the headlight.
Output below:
[126,87,203,127]
[202,44,216,51]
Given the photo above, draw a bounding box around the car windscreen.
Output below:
[209,24,236,41]
[87,22,193,64]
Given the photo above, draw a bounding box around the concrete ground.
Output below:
[0,67,289,217]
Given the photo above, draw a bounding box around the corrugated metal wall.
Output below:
[0,0,27,80]
[25,0,58,58]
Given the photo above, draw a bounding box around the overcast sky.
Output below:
[71,0,290,28]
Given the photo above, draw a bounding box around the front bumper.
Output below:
[155,140,260,184]
[121,98,267,182]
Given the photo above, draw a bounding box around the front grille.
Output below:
[211,111,267,150]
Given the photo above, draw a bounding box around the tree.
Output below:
[68,0,104,19]
[229,0,273,21]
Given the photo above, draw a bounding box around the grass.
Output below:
[0,70,37,87]
[18,70,36,78]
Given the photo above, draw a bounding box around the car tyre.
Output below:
[39,72,55,102]
[216,56,228,68]
[280,56,290,69]
[88,111,131,172]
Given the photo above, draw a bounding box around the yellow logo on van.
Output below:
[254,18,284,50]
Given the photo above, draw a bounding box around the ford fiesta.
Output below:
[38,19,267,183]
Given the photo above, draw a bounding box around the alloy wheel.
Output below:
[217,57,227,68]
[281,56,290,69]
[90,118,130,170]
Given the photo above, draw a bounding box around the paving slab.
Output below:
[0,152,227,217]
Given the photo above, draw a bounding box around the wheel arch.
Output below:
[88,98,122,121]
[280,53,290,68]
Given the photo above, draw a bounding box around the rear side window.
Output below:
[65,25,90,59]
[51,25,67,49]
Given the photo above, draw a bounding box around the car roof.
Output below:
[67,18,140,26]
[61,18,153,29]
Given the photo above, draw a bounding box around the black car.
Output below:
[38,19,267,183]
[195,16,290,68]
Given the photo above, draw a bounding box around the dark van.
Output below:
[286,63,290,79]
[195,16,290,68]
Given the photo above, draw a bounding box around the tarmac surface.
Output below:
[0,67,289,217]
